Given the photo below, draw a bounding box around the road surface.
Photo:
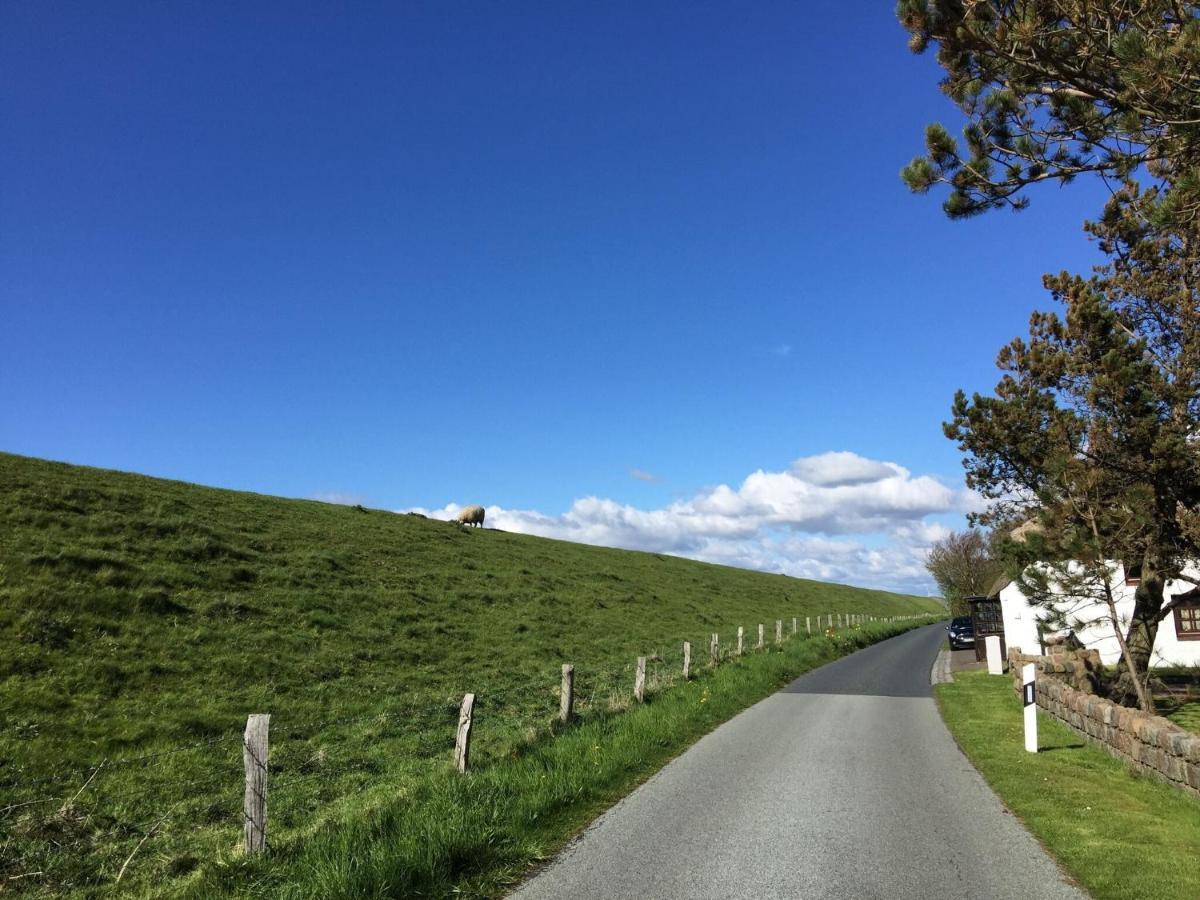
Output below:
[511,624,1085,899]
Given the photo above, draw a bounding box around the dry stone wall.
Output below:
[1008,647,1200,800]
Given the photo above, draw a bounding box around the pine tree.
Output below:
[900,1,1200,709]
[897,0,1200,227]
[945,200,1200,709]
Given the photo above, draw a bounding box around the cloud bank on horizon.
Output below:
[403,451,979,596]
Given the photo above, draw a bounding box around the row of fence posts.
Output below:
[239,612,922,853]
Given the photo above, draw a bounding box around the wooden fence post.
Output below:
[805,616,811,635]
[634,657,646,702]
[243,713,270,855]
[775,620,782,645]
[792,616,797,636]
[453,693,475,773]
[710,633,719,666]
[737,626,744,656]
[560,664,574,723]
[682,641,692,680]
[757,624,764,649]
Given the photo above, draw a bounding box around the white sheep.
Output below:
[455,505,485,528]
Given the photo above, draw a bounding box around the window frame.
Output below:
[1172,601,1200,641]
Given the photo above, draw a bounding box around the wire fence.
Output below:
[0,612,933,896]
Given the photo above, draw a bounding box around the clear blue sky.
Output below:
[2,3,1109,592]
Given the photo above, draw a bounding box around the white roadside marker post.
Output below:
[986,635,1003,675]
[1022,663,1038,753]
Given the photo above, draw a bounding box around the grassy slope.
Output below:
[936,671,1200,900]
[0,453,941,896]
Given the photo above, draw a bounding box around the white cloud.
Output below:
[788,450,899,487]
[402,450,977,595]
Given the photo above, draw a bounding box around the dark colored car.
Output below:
[947,615,975,650]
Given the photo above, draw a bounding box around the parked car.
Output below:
[947,616,975,650]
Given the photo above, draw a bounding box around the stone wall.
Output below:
[1008,647,1200,799]
[1009,646,1103,693]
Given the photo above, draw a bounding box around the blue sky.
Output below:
[2,3,1110,593]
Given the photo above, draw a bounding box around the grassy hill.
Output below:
[0,452,942,895]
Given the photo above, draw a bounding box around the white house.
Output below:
[995,562,1200,668]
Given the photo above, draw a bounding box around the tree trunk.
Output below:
[1109,574,1164,711]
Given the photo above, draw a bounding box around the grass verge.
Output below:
[185,619,936,898]
[936,671,1200,900]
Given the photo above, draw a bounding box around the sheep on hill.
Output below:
[456,505,485,528]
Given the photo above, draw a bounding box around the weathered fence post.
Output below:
[710,632,719,666]
[682,641,692,680]
[634,656,646,702]
[757,624,764,649]
[737,626,744,656]
[560,664,574,723]
[243,713,270,855]
[792,616,798,636]
[453,693,475,773]
[827,614,833,628]
[775,620,783,645]
[805,616,811,635]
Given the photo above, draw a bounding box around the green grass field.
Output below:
[936,671,1200,900]
[1164,701,1200,734]
[0,452,941,896]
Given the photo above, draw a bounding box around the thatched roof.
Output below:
[1009,519,1044,542]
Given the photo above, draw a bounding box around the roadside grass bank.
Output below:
[936,671,1200,900]
[186,618,939,898]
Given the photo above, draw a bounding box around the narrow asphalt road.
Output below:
[511,624,1086,900]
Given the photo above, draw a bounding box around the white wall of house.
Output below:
[998,563,1200,668]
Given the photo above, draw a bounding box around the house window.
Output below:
[1123,563,1142,586]
[1174,602,1200,641]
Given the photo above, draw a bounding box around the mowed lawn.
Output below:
[1163,700,1200,735]
[937,671,1200,900]
[0,453,941,896]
